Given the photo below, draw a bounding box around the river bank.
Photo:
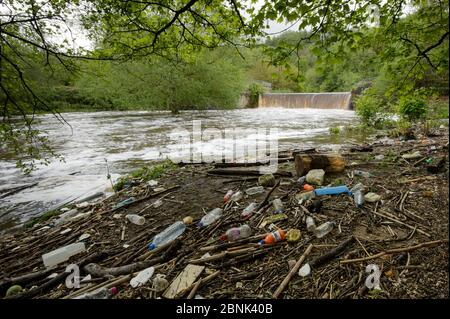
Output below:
[0,124,448,299]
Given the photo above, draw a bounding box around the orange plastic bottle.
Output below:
[259,229,286,245]
[303,184,314,191]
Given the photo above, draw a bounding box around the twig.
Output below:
[340,239,448,264]
[272,244,313,298]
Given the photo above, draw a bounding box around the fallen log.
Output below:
[293,153,345,177]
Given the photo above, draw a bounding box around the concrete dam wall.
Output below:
[258,92,352,110]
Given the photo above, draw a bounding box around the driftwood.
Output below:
[207,168,292,177]
[340,239,448,264]
[294,153,345,176]
[257,179,281,210]
[309,236,355,269]
[3,251,107,299]
[84,241,180,277]
[273,244,313,298]
[213,158,293,168]
[184,270,221,299]
[188,247,258,264]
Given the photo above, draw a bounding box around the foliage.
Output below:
[329,126,340,135]
[397,96,427,122]
[247,83,265,108]
[114,160,176,191]
[354,89,391,128]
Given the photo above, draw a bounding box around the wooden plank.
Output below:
[294,153,345,176]
[163,264,205,299]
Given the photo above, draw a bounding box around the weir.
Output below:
[258,92,352,110]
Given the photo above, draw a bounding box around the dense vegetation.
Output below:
[0,0,448,172]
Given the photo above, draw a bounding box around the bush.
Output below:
[248,83,265,108]
[354,90,390,128]
[397,96,427,122]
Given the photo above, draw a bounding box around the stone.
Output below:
[6,285,23,297]
[305,169,325,186]
[364,192,381,202]
[258,174,276,187]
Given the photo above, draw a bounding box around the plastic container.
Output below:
[230,191,243,202]
[350,183,365,208]
[272,198,284,214]
[74,287,117,299]
[306,216,316,233]
[245,186,265,195]
[259,229,286,245]
[296,191,315,202]
[241,202,258,219]
[353,190,364,208]
[314,186,350,196]
[315,221,335,238]
[303,184,314,191]
[297,176,306,185]
[130,267,155,288]
[224,190,234,203]
[53,208,79,226]
[42,243,86,268]
[198,208,223,227]
[115,197,135,208]
[220,224,252,241]
[125,214,145,225]
[148,221,186,250]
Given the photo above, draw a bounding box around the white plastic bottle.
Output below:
[241,202,258,219]
[230,191,243,202]
[198,208,223,227]
[42,243,86,268]
[220,224,252,241]
[245,186,264,195]
[74,287,117,299]
[315,221,335,238]
[306,216,316,233]
[148,221,186,250]
[125,214,145,225]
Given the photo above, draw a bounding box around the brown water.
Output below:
[259,93,352,109]
[0,108,367,231]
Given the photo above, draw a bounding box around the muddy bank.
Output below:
[0,127,448,299]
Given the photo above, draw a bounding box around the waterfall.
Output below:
[258,92,352,110]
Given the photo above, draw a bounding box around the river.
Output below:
[0,108,367,231]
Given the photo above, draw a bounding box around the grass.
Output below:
[329,126,341,135]
[24,210,61,229]
[113,159,176,192]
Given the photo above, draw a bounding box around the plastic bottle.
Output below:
[314,186,350,196]
[241,202,257,219]
[350,183,365,208]
[272,198,284,214]
[148,221,186,250]
[259,229,286,245]
[130,267,155,288]
[245,186,265,195]
[197,208,223,227]
[220,224,252,241]
[303,184,314,191]
[74,287,117,299]
[42,243,86,268]
[230,191,243,202]
[224,190,234,203]
[297,176,306,185]
[315,221,335,239]
[306,216,316,233]
[115,197,135,208]
[125,214,145,225]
